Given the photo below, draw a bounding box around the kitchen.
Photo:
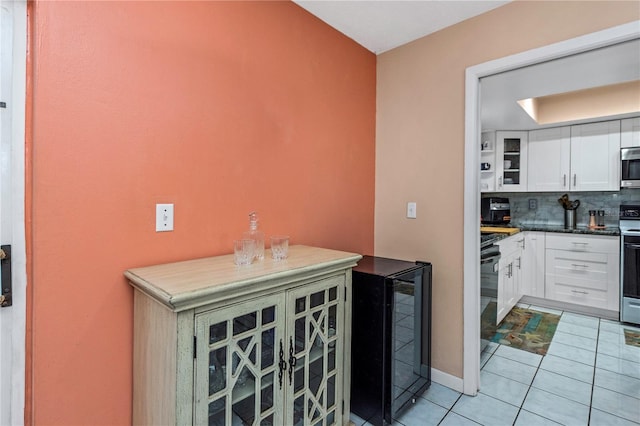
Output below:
[478,38,640,323]
[2,1,639,425]
[472,35,640,426]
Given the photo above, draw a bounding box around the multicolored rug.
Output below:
[481,302,560,356]
[624,328,640,347]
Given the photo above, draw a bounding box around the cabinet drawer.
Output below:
[496,234,525,256]
[547,250,608,286]
[545,233,618,253]
[545,278,608,308]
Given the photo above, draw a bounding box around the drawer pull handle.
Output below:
[571,290,589,295]
[572,242,589,245]
[571,264,589,268]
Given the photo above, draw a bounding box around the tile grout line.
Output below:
[587,318,601,425]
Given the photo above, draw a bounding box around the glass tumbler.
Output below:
[234,239,255,265]
[270,236,289,260]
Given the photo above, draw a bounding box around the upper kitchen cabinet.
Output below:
[621,117,640,148]
[528,126,571,192]
[570,120,621,191]
[495,131,528,192]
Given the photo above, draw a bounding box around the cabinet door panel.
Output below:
[194,295,286,426]
[570,121,621,191]
[528,127,571,191]
[286,276,345,426]
[496,131,528,192]
[621,117,640,148]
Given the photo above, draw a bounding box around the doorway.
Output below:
[0,1,27,424]
[462,21,640,396]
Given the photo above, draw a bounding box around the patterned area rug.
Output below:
[481,302,560,356]
[624,328,640,347]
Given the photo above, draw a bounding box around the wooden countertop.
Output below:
[480,226,521,235]
[125,245,362,311]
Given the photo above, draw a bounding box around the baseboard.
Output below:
[520,296,619,321]
[431,367,464,393]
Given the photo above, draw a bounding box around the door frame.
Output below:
[463,20,640,395]
[0,0,27,424]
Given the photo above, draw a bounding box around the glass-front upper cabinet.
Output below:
[495,131,528,192]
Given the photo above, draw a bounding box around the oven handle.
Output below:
[481,253,501,264]
[624,243,640,249]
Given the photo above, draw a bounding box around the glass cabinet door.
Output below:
[496,131,528,192]
[194,295,286,426]
[286,277,345,426]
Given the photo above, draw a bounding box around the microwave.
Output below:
[621,147,640,188]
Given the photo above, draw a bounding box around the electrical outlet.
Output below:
[156,204,174,232]
[529,199,537,210]
[407,202,417,219]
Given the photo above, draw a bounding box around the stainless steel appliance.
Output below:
[351,256,431,426]
[619,205,640,325]
[480,239,500,352]
[621,147,640,188]
[481,197,511,225]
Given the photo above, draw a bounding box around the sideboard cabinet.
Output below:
[125,245,361,426]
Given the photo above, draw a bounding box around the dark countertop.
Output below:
[516,224,620,236]
[481,224,620,244]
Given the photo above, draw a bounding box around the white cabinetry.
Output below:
[528,127,571,192]
[545,234,619,311]
[125,245,361,426]
[496,234,524,323]
[528,120,621,192]
[495,131,528,192]
[570,121,621,191]
[621,117,640,148]
[521,232,545,298]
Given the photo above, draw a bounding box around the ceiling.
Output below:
[293,0,510,54]
[293,1,639,130]
[481,38,640,131]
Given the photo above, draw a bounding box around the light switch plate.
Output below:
[156,203,174,232]
[407,202,417,219]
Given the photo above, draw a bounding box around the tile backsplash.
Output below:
[485,189,640,228]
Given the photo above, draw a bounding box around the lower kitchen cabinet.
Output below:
[125,245,361,426]
[496,234,524,323]
[521,232,545,298]
[545,234,620,311]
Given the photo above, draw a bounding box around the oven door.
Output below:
[622,235,640,299]
[621,148,640,188]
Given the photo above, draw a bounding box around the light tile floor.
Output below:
[350,304,640,426]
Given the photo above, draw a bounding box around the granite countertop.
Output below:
[481,223,620,237]
[516,224,620,236]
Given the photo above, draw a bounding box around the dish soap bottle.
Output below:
[244,211,264,261]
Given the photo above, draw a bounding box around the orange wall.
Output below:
[375,1,639,380]
[29,1,375,424]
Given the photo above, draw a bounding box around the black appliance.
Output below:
[351,256,431,426]
[619,205,640,325]
[621,147,640,188]
[481,197,511,225]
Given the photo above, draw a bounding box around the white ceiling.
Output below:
[293,1,640,130]
[481,38,640,131]
[293,0,510,54]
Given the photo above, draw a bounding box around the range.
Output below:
[619,205,640,325]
